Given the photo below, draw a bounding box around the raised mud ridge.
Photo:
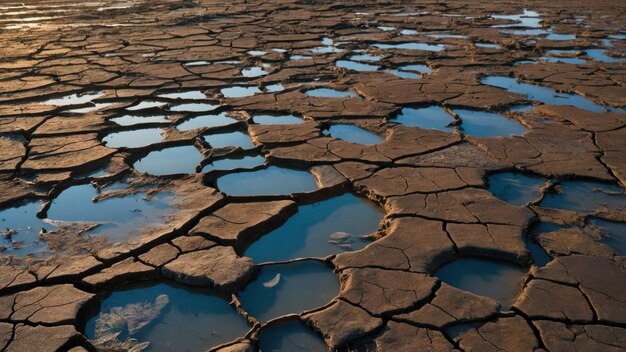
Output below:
[0,0,625,351]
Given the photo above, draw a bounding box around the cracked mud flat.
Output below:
[0,0,625,351]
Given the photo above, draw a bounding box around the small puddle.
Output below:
[203,131,255,150]
[134,146,204,175]
[585,49,626,63]
[169,103,219,113]
[350,53,382,62]
[85,281,250,352]
[290,54,313,60]
[492,9,542,29]
[245,193,383,262]
[398,63,432,74]
[488,172,546,206]
[176,112,239,131]
[157,90,206,100]
[238,261,339,323]
[0,200,50,256]
[248,50,267,56]
[305,88,356,98]
[265,83,284,92]
[540,180,626,213]
[102,128,164,149]
[546,33,576,41]
[389,106,455,133]
[475,42,502,49]
[241,66,269,78]
[587,218,626,255]
[183,61,209,67]
[221,86,262,98]
[336,60,380,72]
[258,319,327,352]
[387,69,420,79]
[526,238,552,267]
[323,124,383,145]
[435,258,525,309]
[41,91,103,107]
[127,100,166,111]
[216,166,318,196]
[372,42,445,51]
[202,154,265,173]
[252,113,304,125]
[110,115,170,126]
[455,109,528,137]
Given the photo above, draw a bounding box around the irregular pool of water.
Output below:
[102,128,164,149]
[248,50,267,56]
[265,83,284,92]
[203,131,255,150]
[323,124,383,144]
[252,113,304,125]
[488,172,546,206]
[372,42,445,51]
[399,63,432,74]
[238,261,339,322]
[491,9,542,29]
[389,106,455,133]
[309,46,344,54]
[157,91,206,100]
[435,258,525,309]
[540,180,626,213]
[127,100,166,111]
[183,61,209,67]
[455,109,528,137]
[546,33,576,41]
[134,146,204,175]
[176,112,239,131]
[290,54,313,60]
[0,200,50,257]
[241,66,269,78]
[202,154,265,173]
[110,114,170,126]
[221,86,262,98]
[257,319,327,352]
[350,53,382,62]
[540,56,586,65]
[526,238,551,267]
[169,103,220,113]
[216,166,318,196]
[587,218,626,255]
[475,42,502,49]
[481,76,624,114]
[585,49,626,63]
[245,193,383,262]
[387,69,420,79]
[336,60,380,72]
[42,91,103,107]
[305,88,356,98]
[85,281,250,352]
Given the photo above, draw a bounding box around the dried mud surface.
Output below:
[0,0,625,351]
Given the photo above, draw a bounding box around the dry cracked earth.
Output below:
[0,0,626,351]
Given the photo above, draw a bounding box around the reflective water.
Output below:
[324,124,383,144]
[42,91,103,107]
[488,172,546,206]
[238,261,339,322]
[102,128,164,149]
[350,53,382,62]
[455,109,528,137]
[588,218,626,255]
[372,42,445,51]
[399,64,432,74]
[435,258,525,309]
[203,131,255,150]
[390,106,455,133]
[85,282,250,352]
[387,69,420,79]
[176,112,239,131]
[526,238,551,267]
[221,86,262,98]
[134,146,204,175]
[540,180,626,213]
[585,49,626,63]
[245,193,383,262]
[248,50,267,56]
[305,88,356,98]
[241,66,269,78]
[336,60,380,72]
[252,114,304,125]
[216,166,318,196]
[475,42,502,49]
[157,91,206,100]
[546,33,576,41]
[290,55,313,60]
[110,115,170,126]
[169,103,219,113]
[202,155,265,173]
[0,200,50,256]
[127,101,166,111]
[492,9,542,29]
[265,83,284,92]
[257,319,327,352]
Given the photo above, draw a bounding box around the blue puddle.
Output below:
[546,33,576,41]
[252,113,304,125]
[481,76,625,114]
[85,282,250,352]
[372,42,445,51]
[435,258,525,309]
[488,172,546,206]
[305,88,356,98]
[587,218,626,255]
[455,109,527,137]
[0,200,50,257]
[290,55,313,60]
[475,42,502,49]
[336,60,380,72]
[102,128,164,149]
[323,124,383,145]
[216,166,318,196]
[110,115,170,126]
[134,146,204,175]
[202,154,265,173]
[157,90,206,100]
[390,106,455,133]
[540,180,626,213]
[350,53,382,62]
[203,131,255,150]
[258,319,327,352]
[238,261,339,323]
[265,83,284,92]
[388,63,431,79]
[42,91,103,107]
[176,112,239,131]
[126,100,166,111]
[169,103,219,113]
[221,86,261,98]
[241,66,269,78]
[244,193,383,262]
[585,49,626,63]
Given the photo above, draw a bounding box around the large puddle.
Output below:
[488,172,546,206]
[102,128,164,149]
[203,131,255,150]
[455,109,527,137]
[238,261,339,323]
[390,106,456,133]
[176,112,239,131]
[202,154,266,173]
[134,146,204,176]
[85,281,250,352]
[435,258,525,309]
[258,319,327,352]
[244,193,383,262]
[323,124,383,144]
[540,180,626,213]
[336,60,380,72]
[216,166,318,196]
[221,86,261,98]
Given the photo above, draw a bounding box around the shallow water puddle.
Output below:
[68,103,113,113]
[202,154,265,173]
[85,282,250,352]
[540,180,626,213]
[587,218,626,255]
[110,114,170,126]
[248,50,267,56]
[0,200,50,256]
[390,106,455,133]
[526,238,552,267]
[221,86,262,98]
[245,193,383,262]
[238,261,339,322]
[177,112,239,131]
[241,66,269,78]
[157,90,206,100]
[251,113,304,125]
[323,124,383,144]
[546,32,576,41]
[216,166,318,196]
[585,49,626,63]
[488,172,546,206]
[372,42,445,51]
[134,145,204,175]
[102,128,164,149]
[264,83,284,92]
[258,319,327,351]
[46,183,172,243]
[41,91,103,107]
[481,76,624,113]
[126,100,166,111]
[492,9,542,29]
[305,88,356,98]
[350,53,382,62]
[203,131,255,150]
[455,109,528,137]
[183,61,209,67]
[290,54,313,60]
[399,63,432,74]
[169,102,219,113]
[435,258,526,309]
[336,60,380,72]
[475,42,502,49]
